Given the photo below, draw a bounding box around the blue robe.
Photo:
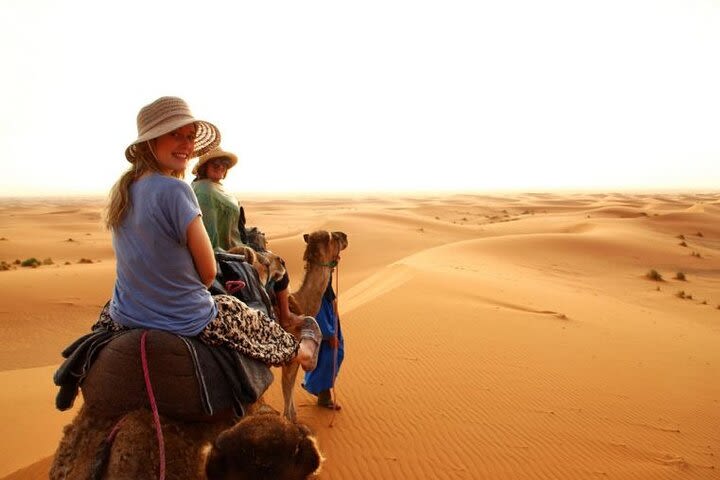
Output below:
[303,279,344,395]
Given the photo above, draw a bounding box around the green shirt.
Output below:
[191,179,244,250]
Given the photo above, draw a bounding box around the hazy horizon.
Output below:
[2,0,718,197]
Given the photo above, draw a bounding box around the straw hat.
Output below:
[125,96,221,162]
[192,147,239,175]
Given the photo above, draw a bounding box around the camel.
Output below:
[50,231,346,477]
[281,231,349,421]
[228,245,287,290]
[51,405,322,479]
[233,229,349,421]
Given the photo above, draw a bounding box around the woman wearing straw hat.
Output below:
[190,149,241,250]
[98,96,320,371]
[191,147,306,331]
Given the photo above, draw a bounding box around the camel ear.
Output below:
[294,433,323,476]
[303,233,309,243]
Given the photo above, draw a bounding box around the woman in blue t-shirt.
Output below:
[97,96,320,370]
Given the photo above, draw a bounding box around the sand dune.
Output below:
[1,192,718,479]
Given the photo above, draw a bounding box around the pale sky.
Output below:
[1,0,718,197]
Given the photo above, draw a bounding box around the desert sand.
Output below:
[0,192,718,479]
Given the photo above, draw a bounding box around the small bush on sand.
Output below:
[679,241,688,247]
[677,234,685,240]
[696,231,703,237]
[0,261,12,271]
[691,251,702,258]
[21,258,41,268]
[78,258,94,264]
[646,269,663,281]
[42,258,54,265]
[676,290,686,299]
[675,272,686,281]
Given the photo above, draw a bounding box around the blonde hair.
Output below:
[105,141,186,229]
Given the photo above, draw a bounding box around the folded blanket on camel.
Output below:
[54,328,274,421]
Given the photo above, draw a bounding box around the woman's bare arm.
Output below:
[187,215,217,287]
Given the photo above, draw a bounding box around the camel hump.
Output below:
[81,330,248,422]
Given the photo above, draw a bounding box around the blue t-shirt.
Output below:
[109,174,217,336]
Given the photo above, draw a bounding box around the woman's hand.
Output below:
[187,215,217,287]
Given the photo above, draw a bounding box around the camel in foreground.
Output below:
[51,405,322,479]
[282,231,349,421]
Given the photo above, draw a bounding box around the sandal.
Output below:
[300,316,321,372]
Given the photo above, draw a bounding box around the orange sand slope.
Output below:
[0,192,718,479]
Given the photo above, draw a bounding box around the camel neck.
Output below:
[295,263,332,316]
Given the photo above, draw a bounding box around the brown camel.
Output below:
[50,231,345,477]
[282,230,349,421]
[51,405,322,479]
[228,245,287,289]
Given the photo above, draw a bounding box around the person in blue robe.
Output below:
[303,274,344,409]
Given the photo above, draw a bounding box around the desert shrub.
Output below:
[675,272,686,281]
[676,290,686,299]
[696,231,703,237]
[42,258,54,265]
[78,258,94,264]
[677,234,685,240]
[679,241,688,247]
[691,251,702,258]
[0,261,12,271]
[21,258,40,267]
[646,269,663,281]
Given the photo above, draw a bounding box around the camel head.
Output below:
[253,250,287,287]
[302,231,348,268]
[205,412,323,480]
[227,246,286,287]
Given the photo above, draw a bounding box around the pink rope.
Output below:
[140,330,166,480]
[106,416,126,443]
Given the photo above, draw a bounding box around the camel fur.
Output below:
[51,404,322,479]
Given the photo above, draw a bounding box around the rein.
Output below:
[328,260,341,427]
[140,330,166,480]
